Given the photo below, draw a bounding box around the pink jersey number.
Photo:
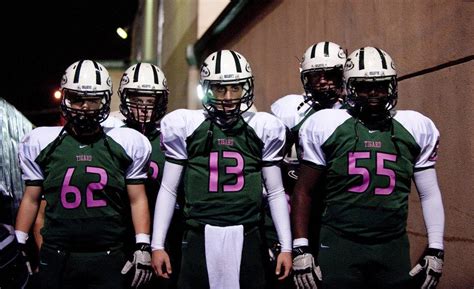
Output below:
[348,152,397,195]
[209,151,244,192]
[61,166,108,209]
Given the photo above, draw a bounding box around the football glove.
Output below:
[292,246,322,289]
[19,243,33,276]
[268,242,281,263]
[121,243,153,288]
[409,248,444,289]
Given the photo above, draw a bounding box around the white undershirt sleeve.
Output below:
[151,161,184,251]
[413,168,445,250]
[262,165,292,252]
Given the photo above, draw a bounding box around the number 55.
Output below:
[348,152,397,195]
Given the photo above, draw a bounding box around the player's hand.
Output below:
[121,243,153,288]
[152,249,172,279]
[275,251,292,280]
[292,246,322,289]
[409,248,444,289]
[19,243,33,276]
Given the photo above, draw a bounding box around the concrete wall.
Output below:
[195,0,473,287]
[160,0,198,112]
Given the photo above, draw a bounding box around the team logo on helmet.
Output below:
[106,77,112,87]
[245,63,251,73]
[120,75,130,86]
[345,59,354,71]
[200,65,210,78]
[338,49,346,59]
[162,78,168,88]
[61,75,67,86]
[391,61,396,70]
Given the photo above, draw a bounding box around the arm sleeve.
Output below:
[413,168,445,249]
[151,161,184,251]
[262,165,292,252]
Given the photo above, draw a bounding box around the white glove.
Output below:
[409,248,444,289]
[121,243,153,288]
[292,246,322,289]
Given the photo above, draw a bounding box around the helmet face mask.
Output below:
[60,60,112,133]
[301,66,344,108]
[344,47,398,119]
[122,89,168,124]
[200,50,254,129]
[300,42,346,108]
[119,63,169,132]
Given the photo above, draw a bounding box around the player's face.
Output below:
[353,80,390,111]
[210,83,243,111]
[67,93,103,112]
[128,95,156,123]
[304,69,342,93]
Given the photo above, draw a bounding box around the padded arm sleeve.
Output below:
[151,161,183,251]
[413,168,445,249]
[262,165,292,252]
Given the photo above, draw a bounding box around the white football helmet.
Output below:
[344,46,398,112]
[60,60,112,129]
[200,50,254,128]
[118,63,169,131]
[300,41,346,108]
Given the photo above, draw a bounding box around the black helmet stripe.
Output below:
[73,60,84,83]
[324,42,330,57]
[150,64,159,84]
[359,47,365,70]
[92,60,101,85]
[215,50,222,74]
[310,44,317,58]
[229,50,242,73]
[133,63,142,82]
[375,48,387,69]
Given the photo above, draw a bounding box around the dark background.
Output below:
[4,0,137,126]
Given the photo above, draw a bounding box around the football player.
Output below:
[151,50,292,289]
[15,60,153,289]
[269,41,347,288]
[291,47,445,289]
[271,41,347,163]
[119,62,183,289]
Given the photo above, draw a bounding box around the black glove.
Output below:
[121,243,153,288]
[0,225,32,289]
[268,242,281,263]
[409,248,444,289]
[292,246,322,289]
[18,243,33,276]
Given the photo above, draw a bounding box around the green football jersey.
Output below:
[145,129,166,215]
[300,109,440,241]
[19,126,151,249]
[160,109,286,228]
